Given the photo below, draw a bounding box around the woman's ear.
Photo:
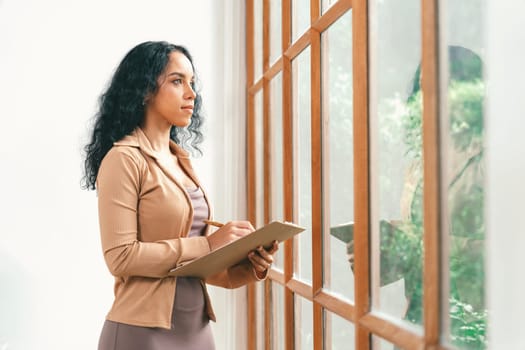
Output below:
[143,92,153,105]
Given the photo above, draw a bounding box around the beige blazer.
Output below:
[97,127,262,329]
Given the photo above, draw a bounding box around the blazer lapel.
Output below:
[115,127,213,236]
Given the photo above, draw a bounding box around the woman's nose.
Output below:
[185,84,196,100]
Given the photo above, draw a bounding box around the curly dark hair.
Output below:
[81,41,204,190]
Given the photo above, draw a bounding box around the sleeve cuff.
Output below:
[177,236,211,264]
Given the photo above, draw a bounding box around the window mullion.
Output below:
[421,0,443,346]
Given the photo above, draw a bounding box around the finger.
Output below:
[219,224,249,237]
[255,246,274,264]
[224,222,254,236]
[248,252,269,271]
[230,227,252,238]
[231,220,255,231]
[267,241,279,254]
[235,220,255,231]
[252,249,272,266]
[224,221,249,230]
[259,241,278,255]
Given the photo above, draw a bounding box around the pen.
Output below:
[204,219,224,228]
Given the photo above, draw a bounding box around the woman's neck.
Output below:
[140,119,172,155]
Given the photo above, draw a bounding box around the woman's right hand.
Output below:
[206,221,255,251]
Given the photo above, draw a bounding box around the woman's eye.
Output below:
[172,79,182,85]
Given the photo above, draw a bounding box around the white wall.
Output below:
[0,1,246,349]
[486,0,525,348]
[204,1,249,349]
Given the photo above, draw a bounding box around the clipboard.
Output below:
[168,221,305,279]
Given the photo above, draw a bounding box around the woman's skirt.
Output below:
[98,277,215,350]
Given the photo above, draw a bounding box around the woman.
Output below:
[82,41,277,350]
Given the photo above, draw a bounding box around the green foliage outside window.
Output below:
[394,47,487,349]
[324,22,486,346]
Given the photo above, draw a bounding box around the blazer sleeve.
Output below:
[97,147,211,278]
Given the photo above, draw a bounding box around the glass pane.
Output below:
[322,10,354,302]
[254,0,263,80]
[292,0,310,41]
[256,282,265,350]
[293,47,312,282]
[324,310,355,350]
[255,90,265,229]
[271,282,285,350]
[270,0,282,64]
[443,1,487,349]
[372,335,396,350]
[295,296,313,349]
[369,0,423,327]
[321,0,337,14]
[270,73,285,269]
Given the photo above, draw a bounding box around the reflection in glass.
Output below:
[255,91,264,229]
[369,0,423,327]
[271,282,285,350]
[322,10,354,302]
[270,0,282,65]
[294,296,313,349]
[292,0,310,41]
[324,310,355,349]
[270,73,284,269]
[444,2,487,348]
[293,47,312,282]
[254,0,263,80]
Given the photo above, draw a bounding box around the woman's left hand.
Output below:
[248,241,279,277]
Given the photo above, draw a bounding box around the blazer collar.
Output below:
[113,127,199,186]
[114,127,190,161]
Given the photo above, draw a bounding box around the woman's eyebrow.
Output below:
[167,71,194,80]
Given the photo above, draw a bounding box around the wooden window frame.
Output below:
[245,0,447,349]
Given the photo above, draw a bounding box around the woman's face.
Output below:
[145,51,196,128]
